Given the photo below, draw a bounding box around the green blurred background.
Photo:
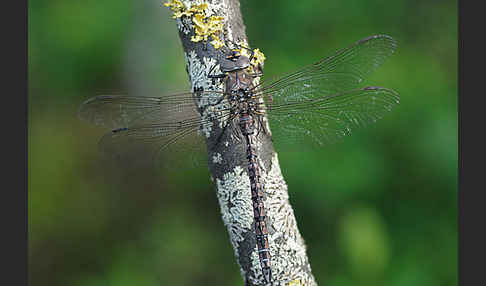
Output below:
[28,0,457,285]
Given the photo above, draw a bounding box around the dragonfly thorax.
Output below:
[225,70,253,94]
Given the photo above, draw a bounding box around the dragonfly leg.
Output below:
[248,48,255,62]
[230,117,243,142]
[202,39,210,51]
[257,114,272,136]
[248,72,263,78]
[255,115,264,137]
[207,63,227,85]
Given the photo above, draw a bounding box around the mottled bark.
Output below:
[168,1,317,285]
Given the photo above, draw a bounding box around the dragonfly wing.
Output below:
[266,87,400,146]
[255,35,397,104]
[79,91,231,169]
[78,91,226,130]
[98,124,206,169]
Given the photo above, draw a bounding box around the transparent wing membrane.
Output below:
[255,35,397,104]
[78,91,232,169]
[78,91,226,129]
[98,124,207,170]
[264,86,399,146]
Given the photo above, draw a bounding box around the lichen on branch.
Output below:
[163,0,266,68]
[164,0,225,49]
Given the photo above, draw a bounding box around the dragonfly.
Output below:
[79,34,399,284]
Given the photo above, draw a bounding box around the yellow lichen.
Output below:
[191,14,224,49]
[164,1,225,50]
[164,0,186,18]
[208,15,224,30]
[187,3,208,14]
[251,48,266,66]
[163,0,184,10]
[210,36,225,49]
[191,13,210,41]
[287,279,303,286]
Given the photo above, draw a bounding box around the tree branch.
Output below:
[164,1,317,284]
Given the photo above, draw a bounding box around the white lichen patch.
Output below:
[184,50,212,91]
[184,50,230,137]
[212,152,223,164]
[187,52,222,93]
[215,165,253,255]
[249,251,265,282]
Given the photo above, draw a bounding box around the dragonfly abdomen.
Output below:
[242,119,272,283]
